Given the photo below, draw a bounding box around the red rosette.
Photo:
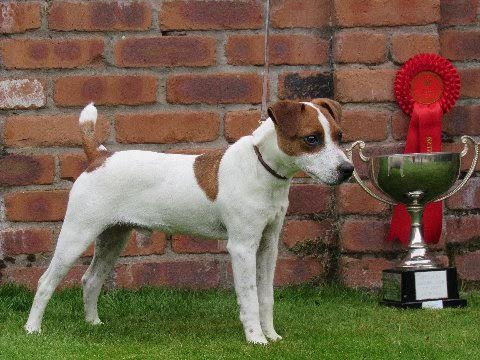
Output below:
[394,53,461,115]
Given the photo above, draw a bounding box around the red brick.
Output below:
[0,228,54,256]
[340,219,402,253]
[59,153,88,181]
[341,107,389,141]
[0,78,45,109]
[224,110,260,142]
[5,190,69,222]
[282,220,334,249]
[4,114,109,147]
[159,0,262,30]
[340,256,394,288]
[441,0,478,25]
[274,257,324,285]
[443,104,480,136]
[115,261,220,289]
[0,38,104,69]
[445,215,480,244]
[1,265,87,290]
[54,75,158,106]
[446,178,480,210]
[115,112,220,144]
[336,183,389,215]
[459,67,480,98]
[0,2,41,34]
[271,0,331,28]
[441,30,480,61]
[172,235,227,254]
[392,111,409,140]
[277,71,333,100]
[167,73,262,104]
[392,33,440,63]
[226,34,329,65]
[0,154,54,186]
[443,142,480,172]
[115,36,216,67]
[456,252,480,281]
[287,184,332,215]
[334,31,387,64]
[334,0,440,27]
[48,1,152,31]
[334,69,396,103]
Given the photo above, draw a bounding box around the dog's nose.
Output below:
[338,162,354,181]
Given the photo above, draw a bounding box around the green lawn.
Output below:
[0,285,479,360]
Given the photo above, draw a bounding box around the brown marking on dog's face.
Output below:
[311,98,343,142]
[194,148,226,201]
[268,100,326,156]
[85,150,113,173]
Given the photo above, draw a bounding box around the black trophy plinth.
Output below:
[381,267,466,309]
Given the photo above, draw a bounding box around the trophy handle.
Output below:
[434,135,479,202]
[346,141,397,206]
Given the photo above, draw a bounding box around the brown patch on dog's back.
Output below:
[194,148,226,201]
[85,150,113,172]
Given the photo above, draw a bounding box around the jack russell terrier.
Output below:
[25,99,353,344]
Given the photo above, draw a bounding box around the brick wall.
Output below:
[0,0,479,291]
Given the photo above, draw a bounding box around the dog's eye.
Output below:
[338,131,343,142]
[303,135,321,147]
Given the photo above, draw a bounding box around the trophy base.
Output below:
[381,267,466,309]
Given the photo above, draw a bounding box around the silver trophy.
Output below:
[347,135,478,308]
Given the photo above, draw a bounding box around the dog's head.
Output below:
[268,99,353,185]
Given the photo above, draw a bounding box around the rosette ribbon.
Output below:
[388,54,461,245]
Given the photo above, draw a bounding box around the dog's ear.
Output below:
[267,100,305,138]
[311,98,342,121]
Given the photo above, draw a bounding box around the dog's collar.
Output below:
[253,145,288,180]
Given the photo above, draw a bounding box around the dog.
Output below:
[25,99,353,344]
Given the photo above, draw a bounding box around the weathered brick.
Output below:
[0,38,104,69]
[0,78,45,109]
[334,31,387,64]
[167,73,262,104]
[4,114,109,147]
[0,228,54,256]
[391,111,409,140]
[115,36,216,67]
[443,104,480,136]
[48,1,152,31]
[59,153,88,181]
[336,182,389,215]
[5,190,69,222]
[226,34,329,65]
[334,69,396,103]
[445,215,480,244]
[115,112,220,144]
[224,110,260,143]
[282,220,334,249]
[392,33,440,63]
[172,235,227,254]
[0,154,54,186]
[334,0,440,27]
[287,184,332,215]
[446,178,480,210]
[340,219,402,253]
[115,261,220,289]
[442,142,480,172]
[340,256,394,288]
[459,67,480,98]
[274,257,324,285]
[341,107,389,141]
[271,0,331,28]
[456,252,480,281]
[54,75,158,106]
[441,30,480,61]
[159,0,263,30]
[278,71,333,100]
[0,2,41,34]
[441,0,478,25]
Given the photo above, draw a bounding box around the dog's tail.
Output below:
[79,103,106,162]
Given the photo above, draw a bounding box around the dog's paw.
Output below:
[86,318,103,326]
[265,331,282,342]
[246,332,268,345]
[24,323,41,334]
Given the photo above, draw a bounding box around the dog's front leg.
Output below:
[227,230,267,344]
[257,215,283,341]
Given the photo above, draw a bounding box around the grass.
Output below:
[1,285,480,360]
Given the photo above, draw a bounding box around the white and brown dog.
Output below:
[25,99,353,344]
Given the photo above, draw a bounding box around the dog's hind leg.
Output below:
[25,220,102,334]
[82,225,131,325]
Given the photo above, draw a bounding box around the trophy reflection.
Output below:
[347,136,478,308]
